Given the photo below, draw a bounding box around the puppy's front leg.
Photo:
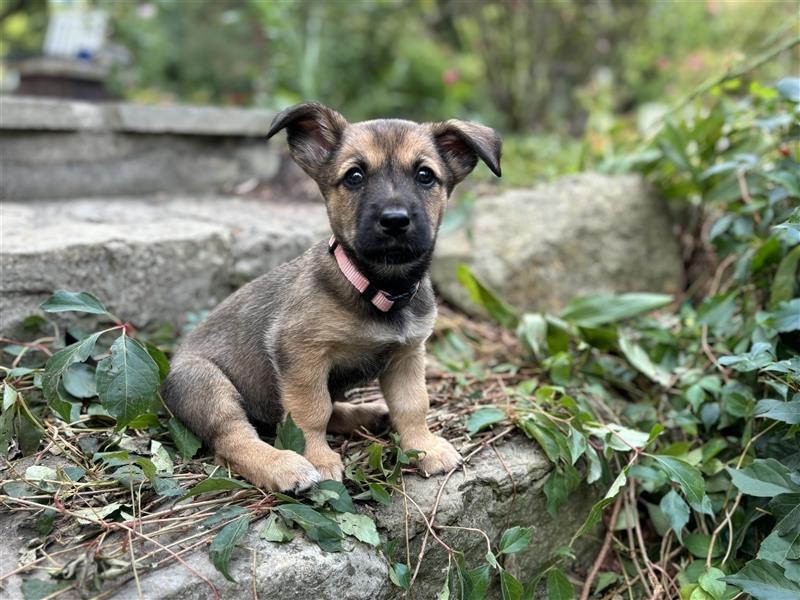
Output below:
[281,363,343,482]
[380,344,462,476]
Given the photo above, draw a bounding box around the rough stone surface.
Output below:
[1,131,285,200]
[1,436,597,599]
[0,196,329,333]
[111,536,389,600]
[0,96,291,199]
[1,96,277,135]
[431,173,685,315]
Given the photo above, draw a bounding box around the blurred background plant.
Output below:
[2,0,797,186]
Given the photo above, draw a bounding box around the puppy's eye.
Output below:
[344,167,365,188]
[415,167,436,187]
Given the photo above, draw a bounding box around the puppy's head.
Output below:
[267,103,501,273]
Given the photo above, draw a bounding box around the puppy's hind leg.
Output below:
[327,400,390,435]
[162,355,321,493]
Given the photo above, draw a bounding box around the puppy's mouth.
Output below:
[358,243,422,265]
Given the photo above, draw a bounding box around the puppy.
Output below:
[162,103,501,492]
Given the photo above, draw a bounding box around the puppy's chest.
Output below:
[327,318,431,387]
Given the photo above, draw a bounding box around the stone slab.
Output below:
[1,131,286,200]
[0,196,329,333]
[1,96,276,136]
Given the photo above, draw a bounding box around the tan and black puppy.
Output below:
[162,103,501,492]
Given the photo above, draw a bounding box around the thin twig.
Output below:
[580,494,623,600]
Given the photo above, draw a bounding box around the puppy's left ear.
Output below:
[267,102,348,179]
[430,120,502,186]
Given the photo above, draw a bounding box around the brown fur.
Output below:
[162,103,501,492]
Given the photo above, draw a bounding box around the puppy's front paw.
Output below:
[267,450,322,493]
[306,448,344,482]
[415,436,462,477]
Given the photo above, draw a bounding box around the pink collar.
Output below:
[328,236,419,312]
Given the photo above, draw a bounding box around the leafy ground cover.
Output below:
[2,75,799,600]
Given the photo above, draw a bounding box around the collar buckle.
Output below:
[385,283,419,304]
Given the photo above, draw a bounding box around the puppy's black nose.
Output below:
[379,208,410,236]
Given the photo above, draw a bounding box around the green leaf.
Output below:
[519,419,566,463]
[593,572,619,595]
[315,480,356,513]
[698,567,726,600]
[144,342,170,383]
[585,423,650,452]
[275,413,305,454]
[517,313,547,357]
[62,363,97,398]
[467,407,506,435]
[501,569,524,600]
[772,299,800,333]
[725,559,800,600]
[575,468,628,538]
[727,459,800,497]
[35,508,57,536]
[775,503,800,539]
[456,264,519,329]
[180,477,251,500]
[499,526,533,554]
[334,512,380,546]
[389,563,411,590]
[368,483,390,505]
[719,343,775,372]
[2,383,17,410]
[259,513,295,543]
[201,505,247,527]
[755,399,800,425]
[652,455,710,514]
[463,563,491,599]
[40,290,109,315]
[436,580,451,600]
[96,335,160,428]
[168,417,201,459]
[73,501,122,525]
[560,293,672,327]
[685,532,722,558]
[42,332,102,408]
[209,514,250,582]
[21,578,68,600]
[25,465,57,484]
[150,440,173,474]
[153,476,183,497]
[585,446,603,484]
[659,490,690,543]
[758,529,800,566]
[770,245,800,308]
[546,567,575,600]
[567,427,587,465]
[618,332,672,387]
[544,465,581,518]
[275,504,343,552]
[770,493,800,521]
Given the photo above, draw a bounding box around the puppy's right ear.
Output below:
[267,102,348,178]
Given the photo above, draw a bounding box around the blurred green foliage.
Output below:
[4,1,796,126]
[1,0,797,189]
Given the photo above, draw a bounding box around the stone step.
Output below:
[1,96,298,200]
[1,435,598,599]
[1,195,329,333]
